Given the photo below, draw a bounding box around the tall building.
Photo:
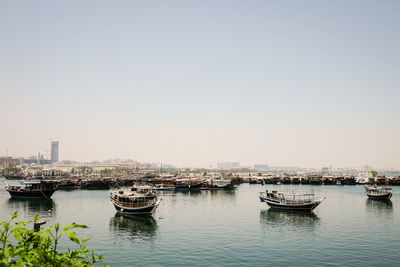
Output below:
[51,141,59,163]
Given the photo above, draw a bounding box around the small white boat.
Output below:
[211,178,232,188]
[154,184,174,191]
[357,178,368,184]
[357,172,372,184]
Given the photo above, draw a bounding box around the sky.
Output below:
[0,0,399,169]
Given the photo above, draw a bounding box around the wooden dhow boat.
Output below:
[5,180,58,199]
[110,185,161,216]
[364,185,392,201]
[259,190,325,211]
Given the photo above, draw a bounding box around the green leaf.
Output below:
[55,223,60,232]
[67,231,80,244]
[62,223,88,234]
[33,214,42,223]
[0,213,104,266]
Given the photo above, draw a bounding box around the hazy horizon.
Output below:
[1,1,399,169]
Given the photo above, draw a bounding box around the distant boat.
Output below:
[110,185,161,216]
[259,190,325,211]
[210,178,232,189]
[173,179,203,190]
[357,177,368,184]
[154,183,174,191]
[364,185,392,201]
[5,180,58,199]
[357,172,372,184]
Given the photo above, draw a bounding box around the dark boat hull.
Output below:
[367,193,392,201]
[112,200,161,216]
[265,201,322,211]
[174,183,203,191]
[113,204,155,214]
[80,181,111,189]
[7,190,56,199]
[4,175,25,180]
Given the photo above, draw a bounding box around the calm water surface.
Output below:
[1,178,399,266]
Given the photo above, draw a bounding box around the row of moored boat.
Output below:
[3,179,394,215]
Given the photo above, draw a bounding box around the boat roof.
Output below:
[265,191,314,196]
[111,190,155,198]
[135,185,154,189]
[19,180,42,184]
[365,185,392,190]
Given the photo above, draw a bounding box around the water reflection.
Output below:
[7,198,55,215]
[109,213,158,241]
[207,189,236,196]
[366,199,393,214]
[260,209,320,230]
[174,190,202,197]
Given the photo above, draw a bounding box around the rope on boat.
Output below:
[111,182,121,190]
[39,190,50,200]
[158,198,163,220]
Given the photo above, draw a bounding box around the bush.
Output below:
[0,212,106,266]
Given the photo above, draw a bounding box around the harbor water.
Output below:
[1,179,399,266]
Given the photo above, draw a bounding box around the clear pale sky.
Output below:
[1,0,399,168]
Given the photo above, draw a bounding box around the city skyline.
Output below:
[1,1,399,169]
[1,144,397,171]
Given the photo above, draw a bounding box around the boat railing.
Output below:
[365,185,392,194]
[111,196,157,208]
[260,192,316,204]
[366,189,392,195]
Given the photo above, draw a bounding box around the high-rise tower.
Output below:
[51,141,59,163]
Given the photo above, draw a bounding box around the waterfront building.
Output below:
[51,141,59,163]
[0,157,20,167]
[255,164,269,170]
[22,155,51,165]
[217,162,240,170]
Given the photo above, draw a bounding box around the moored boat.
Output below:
[154,183,175,191]
[5,180,58,199]
[209,178,233,189]
[364,185,392,201]
[110,185,161,216]
[259,190,325,211]
[173,179,203,190]
[309,175,323,185]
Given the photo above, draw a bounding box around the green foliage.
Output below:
[371,170,378,177]
[0,212,106,266]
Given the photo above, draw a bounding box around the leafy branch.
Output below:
[0,212,106,266]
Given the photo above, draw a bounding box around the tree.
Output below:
[0,212,106,266]
[371,170,378,177]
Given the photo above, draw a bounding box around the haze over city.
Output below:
[1,0,399,169]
